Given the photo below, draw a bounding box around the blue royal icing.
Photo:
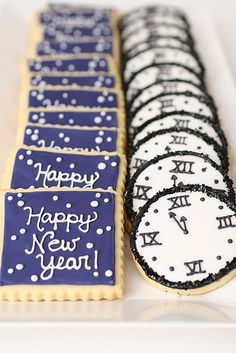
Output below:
[1,190,115,285]
[23,125,118,152]
[30,74,116,88]
[44,24,113,38]
[28,111,118,127]
[40,11,111,25]
[28,57,110,73]
[28,89,118,108]
[36,40,114,56]
[11,148,120,189]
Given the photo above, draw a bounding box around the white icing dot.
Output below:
[98,162,106,170]
[71,99,77,105]
[26,128,32,135]
[29,185,35,189]
[70,163,75,169]
[95,136,103,144]
[11,235,17,241]
[104,198,110,203]
[91,201,99,207]
[62,78,68,84]
[62,92,68,99]
[66,203,72,208]
[99,131,104,136]
[94,116,102,124]
[111,162,117,167]
[17,193,22,197]
[104,156,110,161]
[17,200,24,207]
[59,132,64,138]
[37,93,44,101]
[18,155,24,160]
[39,118,46,124]
[93,271,99,277]
[31,134,39,141]
[8,268,14,274]
[106,226,112,231]
[86,242,94,249]
[19,228,26,235]
[64,137,70,143]
[7,196,13,201]
[53,195,59,201]
[97,96,105,103]
[31,275,38,282]
[31,91,37,97]
[16,264,24,270]
[105,270,113,277]
[69,119,74,124]
[108,95,114,102]
[68,64,75,71]
[27,159,33,165]
[96,228,103,235]
[95,193,101,198]
[32,114,38,120]
[106,115,112,121]
[59,113,64,119]
[101,111,105,116]
[107,137,112,142]
[26,150,32,156]
[56,157,62,162]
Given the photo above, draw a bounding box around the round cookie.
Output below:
[125,65,203,102]
[124,38,193,60]
[129,80,210,112]
[125,151,234,221]
[121,16,190,38]
[128,128,228,178]
[130,185,236,295]
[122,26,193,53]
[132,113,227,148]
[123,48,204,82]
[129,93,218,130]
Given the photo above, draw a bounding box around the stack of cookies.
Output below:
[122,6,236,294]
[0,4,126,301]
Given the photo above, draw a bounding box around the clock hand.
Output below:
[169,211,189,234]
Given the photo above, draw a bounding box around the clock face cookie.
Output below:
[124,38,192,59]
[123,48,204,82]
[128,128,227,178]
[126,65,202,102]
[129,93,218,130]
[126,151,234,221]
[122,26,192,53]
[129,81,209,112]
[130,185,236,294]
[132,113,226,148]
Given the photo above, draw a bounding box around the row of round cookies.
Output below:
[121,5,236,295]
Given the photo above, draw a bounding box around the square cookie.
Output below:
[0,187,124,300]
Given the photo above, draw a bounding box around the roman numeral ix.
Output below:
[139,231,162,247]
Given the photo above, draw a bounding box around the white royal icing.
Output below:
[131,81,206,111]
[133,114,222,146]
[134,189,236,284]
[129,130,222,177]
[123,26,190,53]
[130,153,230,215]
[126,66,201,102]
[131,94,216,130]
[124,48,202,82]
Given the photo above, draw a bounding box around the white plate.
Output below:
[0,0,236,328]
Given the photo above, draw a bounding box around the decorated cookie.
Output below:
[27,89,121,109]
[128,128,228,178]
[121,16,190,38]
[123,48,204,82]
[43,23,113,39]
[129,80,209,112]
[132,113,226,148]
[27,56,113,73]
[125,151,234,221]
[7,147,122,190]
[130,185,236,294]
[0,188,123,300]
[36,39,115,56]
[129,93,218,130]
[22,125,120,153]
[27,110,120,128]
[122,26,193,53]
[125,65,202,102]
[30,74,117,88]
[124,38,193,60]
